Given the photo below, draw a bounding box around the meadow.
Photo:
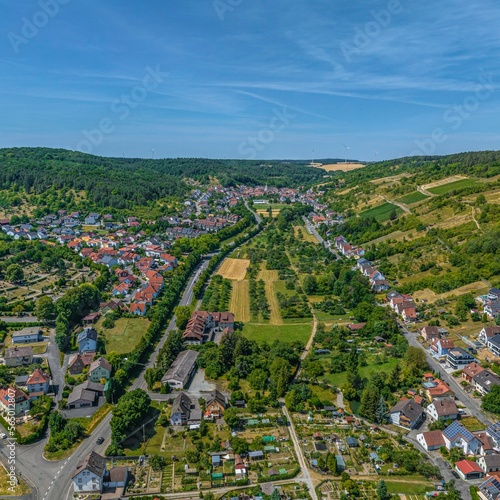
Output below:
[98,317,150,354]
[358,202,403,222]
[396,191,429,204]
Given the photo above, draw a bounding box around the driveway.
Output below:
[187,368,216,396]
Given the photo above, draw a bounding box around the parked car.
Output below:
[452,471,459,478]
[96,437,104,445]
[0,433,6,439]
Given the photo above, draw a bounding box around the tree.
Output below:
[327,453,338,475]
[482,385,500,414]
[377,479,390,500]
[175,306,192,330]
[5,264,24,283]
[223,407,241,429]
[375,396,388,424]
[303,275,317,295]
[248,369,268,390]
[359,386,380,421]
[35,295,56,323]
[269,357,292,397]
[230,436,249,455]
[149,454,166,470]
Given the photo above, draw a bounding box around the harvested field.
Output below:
[216,258,250,281]
[230,280,250,322]
[257,267,283,325]
[313,163,365,172]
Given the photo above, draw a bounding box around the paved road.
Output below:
[301,216,340,259]
[244,200,262,224]
[280,403,318,500]
[403,325,492,427]
[0,315,39,323]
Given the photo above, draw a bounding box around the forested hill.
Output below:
[333,150,500,186]
[0,148,325,209]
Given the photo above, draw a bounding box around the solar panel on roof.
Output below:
[443,421,474,442]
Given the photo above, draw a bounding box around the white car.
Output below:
[0,433,7,439]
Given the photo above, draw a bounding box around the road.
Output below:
[379,194,411,214]
[0,315,39,323]
[402,325,492,427]
[0,259,211,500]
[280,403,318,500]
[244,200,262,224]
[301,216,340,259]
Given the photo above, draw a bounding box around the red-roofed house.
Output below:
[0,387,30,416]
[455,460,484,480]
[26,368,50,397]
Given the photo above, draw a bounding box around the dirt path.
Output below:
[379,195,411,214]
[258,266,283,325]
[472,206,483,232]
[417,185,434,197]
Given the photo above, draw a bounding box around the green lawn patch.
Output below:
[99,317,150,355]
[428,178,479,195]
[242,322,312,344]
[396,191,429,204]
[358,202,403,222]
[385,479,434,495]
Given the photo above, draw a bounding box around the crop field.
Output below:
[230,279,250,322]
[258,267,283,325]
[428,178,479,195]
[98,317,150,354]
[396,191,429,204]
[314,162,365,172]
[216,258,250,281]
[358,202,403,222]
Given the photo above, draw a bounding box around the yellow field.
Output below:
[256,209,281,218]
[257,267,283,325]
[370,173,413,184]
[314,163,365,172]
[230,280,250,322]
[413,281,489,303]
[422,175,468,190]
[294,226,318,244]
[217,258,250,281]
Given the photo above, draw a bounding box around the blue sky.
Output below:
[1,0,499,160]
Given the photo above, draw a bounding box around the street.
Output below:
[301,216,340,259]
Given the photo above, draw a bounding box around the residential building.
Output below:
[77,328,98,353]
[4,346,33,367]
[416,430,445,451]
[485,300,500,320]
[426,398,458,422]
[473,370,500,395]
[487,334,500,357]
[11,326,41,344]
[170,392,202,426]
[204,390,227,418]
[431,338,455,357]
[72,451,106,493]
[478,326,500,345]
[447,347,476,370]
[479,476,500,500]
[89,358,112,382]
[463,362,485,383]
[420,326,440,342]
[425,379,454,401]
[478,455,500,475]
[0,387,30,416]
[487,423,500,448]
[26,368,50,397]
[161,350,199,389]
[389,399,424,429]
[442,421,481,454]
[103,467,129,489]
[68,352,95,375]
[67,381,104,409]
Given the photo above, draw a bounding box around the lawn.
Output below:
[358,202,403,222]
[293,226,318,244]
[396,191,429,204]
[385,479,435,495]
[428,178,479,195]
[98,317,150,355]
[242,322,312,344]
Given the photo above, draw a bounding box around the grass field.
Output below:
[258,266,283,325]
[385,479,435,495]
[230,280,250,322]
[412,281,489,303]
[0,464,30,496]
[358,202,403,222]
[293,226,318,244]
[427,178,478,195]
[396,191,429,204]
[217,258,250,280]
[242,322,312,344]
[99,317,150,354]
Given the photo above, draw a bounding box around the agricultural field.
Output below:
[216,258,250,281]
[257,267,283,325]
[314,163,365,172]
[395,191,429,204]
[358,202,403,222]
[230,279,250,322]
[98,317,150,355]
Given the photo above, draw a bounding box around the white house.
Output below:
[416,430,445,451]
[426,399,459,422]
[72,451,106,493]
[12,326,41,344]
[77,327,98,353]
[442,421,481,455]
